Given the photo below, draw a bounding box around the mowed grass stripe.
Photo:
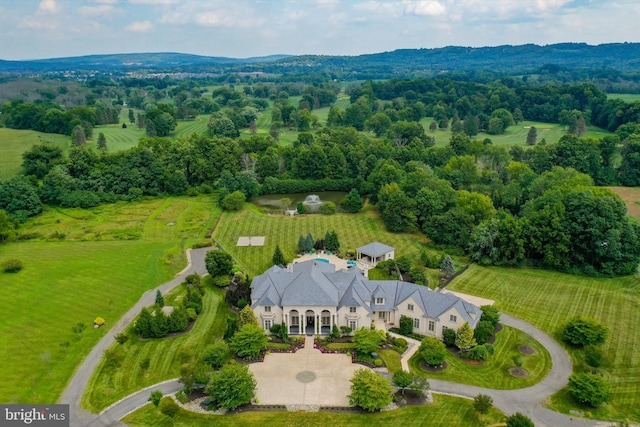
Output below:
[448,264,640,421]
[83,288,230,412]
[212,206,423,276]
[122,394,505,427]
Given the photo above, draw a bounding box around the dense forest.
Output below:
[2,69,640,277]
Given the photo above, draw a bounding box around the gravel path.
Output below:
[59,247,212,427]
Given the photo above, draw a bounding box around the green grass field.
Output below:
[448,264,640,422]
[0,128,70,180]
[606,93,640,102]
[122,395,505,427]
[83,287,232,412]
[0,195,219,404]
[212,205,426,277]
[409,325,552,389]
[420,118,612,147]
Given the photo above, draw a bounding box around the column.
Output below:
[316,314,320,334]
[302,314,305,335]
[284,313,288,332]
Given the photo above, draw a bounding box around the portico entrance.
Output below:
[305,310,316,335]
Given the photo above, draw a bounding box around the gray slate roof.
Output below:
[251,260,481,326]
[356,242,395,257]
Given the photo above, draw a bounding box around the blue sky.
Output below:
[0,0,638,60]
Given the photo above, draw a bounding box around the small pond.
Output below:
[252,191,347,211]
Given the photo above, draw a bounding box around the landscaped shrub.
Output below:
[203,341,230,369]
[319,201,337,214]
[419,337,447,366]
[374,359,383,367]
[212,275,231,288]
[393,337,408,348]
[348,368,393,412]
[562,315,609,347]
[2,258,23,273]
[158,397,180,418]
[473,320,495,345]
[340,326,352,335]
[442,327,456,346]
[354,327,386,355]
[399,315,413,335]
[207,363,257,410]
[468,345,489,361]
[569,373,611,407]
[269,323,282,335]
[480,305,500,327]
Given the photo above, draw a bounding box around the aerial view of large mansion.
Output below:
[250,243,482,337]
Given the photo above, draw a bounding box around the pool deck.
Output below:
[292,253,370,275]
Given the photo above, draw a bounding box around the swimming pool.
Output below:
[316,258,330,263]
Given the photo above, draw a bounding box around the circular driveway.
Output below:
[249,336,366,407]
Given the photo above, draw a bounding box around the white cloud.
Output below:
[126,20,153,32]
[90,0,119,4]
[127,0,179,4]
[404,0,446,16]
[38,0,58,14]
[80,5,115,17]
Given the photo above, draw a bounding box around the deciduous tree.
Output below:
[207,362,257,410]
[348,368,393,411]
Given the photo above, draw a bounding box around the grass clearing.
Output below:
[82,288,232,412]
[409,325,551,389]
[0,128,70,180]
[419,118,611,147]
[0,195,219,405]
[607,93,640,102]
[448,264,640,422]
[122,394,505,427]
[605,186,640,220]
[212,206,425,277]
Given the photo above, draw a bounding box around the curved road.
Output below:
[61,253,610,427]
[59,247,213,427]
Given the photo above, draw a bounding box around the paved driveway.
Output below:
[249,336,365,407]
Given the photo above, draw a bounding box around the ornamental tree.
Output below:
[348,368,393,411]
[569,373,611,407]
[392,370,413,394]
[207,362,256,410]
[419,337,447,366]
[230,324,266,359]
[505,412,534,427]
[562,315,609,346]
[473,393,493,415]
[203,341,230,369]
[354,327,386,355]
[205,250,233,278]
[455,322,477,352]
[399,315,413,335]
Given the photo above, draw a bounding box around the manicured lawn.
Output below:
[122,394,505,426]
[378,349,402,373]
[409,325,551,389]
[82,288,232,412]
[212,206,425,277]
[0,195,219,405]
[367,268,393,280]
[0,128,70,180]
[448,264,640,422]
[326,343,356,350]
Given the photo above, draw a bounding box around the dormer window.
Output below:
[349,306,357,313]
[265,306,271,312]
[408,304,414,311]
[450,314,457,322]
[375,297,384,305]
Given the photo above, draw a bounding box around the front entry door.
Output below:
[378,311,386,321]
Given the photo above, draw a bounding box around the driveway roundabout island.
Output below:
[249,336,366,407]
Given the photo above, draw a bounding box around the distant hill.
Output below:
[2,43,640,76]
[0,52,291,73]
